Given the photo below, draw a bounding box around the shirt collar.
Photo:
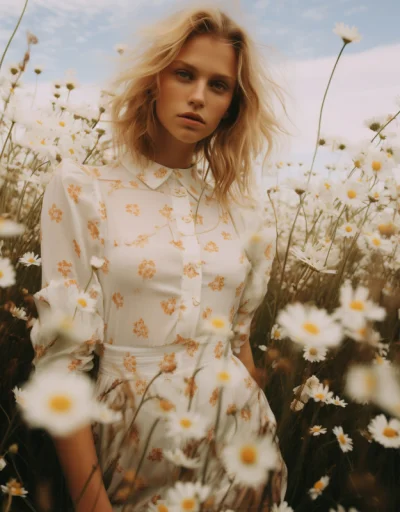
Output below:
[119,151,213,201]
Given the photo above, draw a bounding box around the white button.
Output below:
[192,296,200,306]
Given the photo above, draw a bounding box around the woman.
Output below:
[31,4,288,511]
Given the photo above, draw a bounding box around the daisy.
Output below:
[337,180,367,208]
[148,396,178,419]
[309,425,327,436]
[0,457,6,471]
[244,226,276,263]
[90,256,105,269]
[334,281,386,330]
[368,414,400,448]
[293,375,320,403]
[345,364,377,403]
[204,314,232,337]
[166,411,209,441]
[333,22,362,44]
[0,218,25,237]
[363,149,392,181]
[310,383,333,404]
[0,478,28,497]
[10,305,27,321]
[18,366,96,437]
[18,251,41,267]
[148,500,171,512]
[329,395,347,408]
[271,323,284,340]
[12,386,26,407]
[208,357,242,389]
[0,258,16,288]
[338,222,357,238]
[277,303,343,348]
[221,434,278,488]
[308,475,329,500]
[165,481,211,512]
[290,245,337,274]
[373,365,400,419]
[303,345,327,363]
[364,233,392,254]
[164,448,201,469]
[68,287,97,314]
[91,401,122,424]
[332,426,353,453]
[272,502,294,512]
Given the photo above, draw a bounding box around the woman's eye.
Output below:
[175,70,228,91]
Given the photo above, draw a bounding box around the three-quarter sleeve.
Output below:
[30,158,105,373]
[229,198,276,354]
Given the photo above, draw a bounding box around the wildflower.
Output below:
[338,222,357,238]
[204,314,232,337]
[364,149,392,181]
[0,478,28,497]
[329,395,347,408]
[90,256,105,269]
[337,180,367,207]
[0,258,16,287]
[10,305,28,321]
[332,426,353,453]
[364,233,392,253]
[164,448,201,469]
[166,411,209,441]
[271,324,284,340]
[165,481,210,512]
[368,414,400,448]
[221,434,278,488]
[310,384,333,404]
[345,364,377,403]
[0,457,6,471]
[334,281,386,330]
[12,386,26,406]
[277,303,343,348]
[19,251,41,267]
[293,375,320,403]
[68,287,97,313]
[148,500,171,512]
[290,244,337,274]
[91,402,122,424]
[303,345,327,363]
[17,366,96,437]
[309,425,327,436]
[333,22,361,44]
[308,475,329,500]
[208,358,242,388]
[0,218,25,237]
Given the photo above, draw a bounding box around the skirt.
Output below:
[92,337,287,511]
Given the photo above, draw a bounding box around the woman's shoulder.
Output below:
[52,158,104,183]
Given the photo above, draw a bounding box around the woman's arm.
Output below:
[53,425,112,512]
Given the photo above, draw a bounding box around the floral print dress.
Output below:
[30,153,286,510]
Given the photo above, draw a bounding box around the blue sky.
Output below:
[1,0,400,173]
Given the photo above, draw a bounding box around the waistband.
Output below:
[98,338,233,379]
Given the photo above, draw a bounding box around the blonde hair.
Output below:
[108,3,289,210]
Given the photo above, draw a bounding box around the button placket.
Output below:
[171,182,202,338]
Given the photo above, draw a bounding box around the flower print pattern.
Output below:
[31,155,284,509]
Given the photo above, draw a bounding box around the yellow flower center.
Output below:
[158,505,168,512]
[315,393,325,400]
[350,300,364,311]
[303,322,320,335]
[211,318,225,329]
[338,434,346,444]
[0,271,3,278]
[383,427,398,438]
[180,418,192,429]
[240,445,257,465]
[77,298,87,308]
[345,226,353,232]
[347,189,356,199]
[181,498,196,511]
[48,395,72,413]
[372,160,381,172]
[59,121,65,127]
[314,480,324,491]
[28,258,35,263]
[251,233,262,243]
[309,348,318,356]
[274,330,281,338]
[372,237,381,246]
[217,371,230,382]
[159,399,174,412]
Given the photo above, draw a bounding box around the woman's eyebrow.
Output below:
[173,59,235,83]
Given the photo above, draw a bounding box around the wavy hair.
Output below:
[108,3,290,210]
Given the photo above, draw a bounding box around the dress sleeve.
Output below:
[229,198,276,355]
[30,158,105,373]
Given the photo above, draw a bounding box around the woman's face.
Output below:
[156,34,238,146]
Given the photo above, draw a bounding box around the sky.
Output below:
[1,0,400,177]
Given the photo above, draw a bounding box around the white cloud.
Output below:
[302,6,330,22]
[344,5,368,16]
